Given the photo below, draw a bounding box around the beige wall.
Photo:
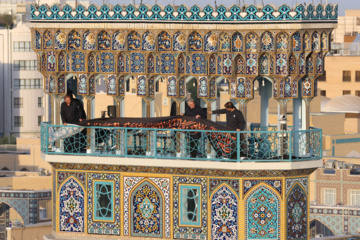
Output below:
[319,56,360,99]
[323,133,360,157]
[0,175,52,190]
[7,222,52,240]
[0,138,52,172]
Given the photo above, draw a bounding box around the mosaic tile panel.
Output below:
[209,54,216,75]
[232,32,243,52]
[276,53,287,75]
[158,31,171,51]
[321,31,328,51]
[124,177,144,236]
[83,31,96,50]
[48,74,55,93]
[209,179,239,196]
[211,185,238,240]
[284,77,292,98]
[117,52,125,73]
[299,53,305,74]
[101,52,114,72]
[219,32,231,52]
[130,52,145,73]
[177,54,185,74]
[235,54,245,75]
[127,31,141,50]
[189,32,202,52]
[191,54,206,74]
[89,75,96,94]
[289,54,297,74]
[261,31,274,51]
[161,53,175,74]
[107,75,117,95]
[59,178,84,232]
[88,52,96,72]
[43,30,53,49]
[68,30,81,50]
[71,52,85,72]
[276,32,289,51]
[173,177,207,239]
[210,78,216,98]
[46,51,55,72]
[147,53,155,73]
[246,54,257,75]
[204,32,217,52]
[167,76,177,97]
[306,55,314,74]
[35,30,41,49]
[222,54,232,75]
[316,52,323,74]
[57,74,66,94]
[245,185,280,240]
[142,31,156,51]
[112,31,126,50]
[179,77,186,97]
[198,76,208,98]
[285,178,308,195]
[77,74,87,95]
[118,75,125,96]
[52,163,317,178]
[131,181,163,237]
[292,32,301,52]
[243,180,282,196]
[41,53,46,71]
[87,173,120,235]
[173,31,186,52]
[303,32,311,51]
[58,51,66,71]
[287,184,307,240]
[236,77,246,98]
[98,31,111,50]
[245,32,258,52]
[137,75,147,96]
[0,198,29,225]
[312,31,320,51]
[259,54,270,75]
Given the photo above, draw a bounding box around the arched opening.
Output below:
[310,219,335,238]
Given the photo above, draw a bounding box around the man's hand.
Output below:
[208,110,212,114]
[64,123,67,126]
[236,128,240,131]
[79,119,83,122]
[196,115,201,118]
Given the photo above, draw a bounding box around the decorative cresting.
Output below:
[31,4,337,22]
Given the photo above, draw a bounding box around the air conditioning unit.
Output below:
[345,163,354,170]
[335,161,345,169]
[325,159,336,169]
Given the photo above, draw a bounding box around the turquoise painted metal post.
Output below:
[45,124,49,155]
[154,129,157,157]
[125,128,128,157]
[289,130,292,162]
[237,131,240,161]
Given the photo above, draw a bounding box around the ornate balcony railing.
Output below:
[40,123,322,162]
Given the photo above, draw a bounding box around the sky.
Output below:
[94,0,359,16]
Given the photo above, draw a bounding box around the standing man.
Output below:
[182,99,206,158]
[208,102,245,131]
[61,94,84,152]
[209,102,246,158]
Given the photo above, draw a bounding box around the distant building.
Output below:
[0,4,50,138]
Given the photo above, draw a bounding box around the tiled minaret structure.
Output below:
[31,3,336,240]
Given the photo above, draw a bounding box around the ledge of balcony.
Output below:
[41,152,323,171]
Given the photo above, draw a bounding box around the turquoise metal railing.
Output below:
[40,124,322,162]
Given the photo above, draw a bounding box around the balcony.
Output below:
[40,122,322,169]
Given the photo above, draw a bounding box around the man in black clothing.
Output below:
[209,102,246,158]
[67,90,86,120]
[61,94,84,153]
[182,99,206,158]
[208,102,245,131]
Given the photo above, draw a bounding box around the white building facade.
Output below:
[0,12,50,138]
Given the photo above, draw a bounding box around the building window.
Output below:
[343,71,351,82]
[323,188,336,205]
[179,185,201,227]
[94,181,114,221]
[343,90,351,95]
[356,91,360,97]
[320,90,326,97]
[14,79,42,89]
[126,79,130,92]
[356,71,360,82]
[13,41,32,52]
[39,200,51,220]
[14,60,37,71]
[156,81,159,92]
[14,98,23,108]
[38,116,43,126]
[323,169,335,174]
[350,190,360,206]
[14,116,23,127]
[38,97,43,107]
